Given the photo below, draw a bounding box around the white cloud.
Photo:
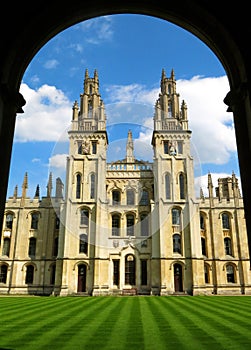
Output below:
[49,153,68,168]
[44,59,59,69]
[79,16,114,44]
[16,83,72,142]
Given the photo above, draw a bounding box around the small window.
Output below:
[92,141,97,154]
[179,173,185,199]
[204,264,210,284]
[173,234,181,253]
[201,237,206,256]
[224,237,232,256]
[127,215,134,236]
[80,209,89,227]
[31,213,39,229]
[79,234,88,254]
[113,260,120,286]
[226,264,235,283]
[163,141,169,154]
[200,214,205,230]
[140,190,149,205]
[0,265,8,284]
[90,173,95,199]
[112,214,120,236]
[28,237,36,257]
[2,238,10,257]
[53,237,58,257]
[172,208,180,225]
[165,173,171,199]
[6,214,13,229]
[25,265,34,284]
[76,174,81,199]
[177,141,183,154]
[126,189,135,205]
[140,214,149,236]
[222,213,230,229]
[112,190,121,205]
[141,259,147,285]
[125,255,135,285]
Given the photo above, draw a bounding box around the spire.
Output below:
[200,187,205,202]
[21,172,28,199]
[47,172,53,197]
[94,69,99,82]
[56,177,64,199]
[161,68,166,81]
[34,185,40,198]
[13,185,18,201]
[126,130,135,163]
[170,68,175,80]
[85,68,89,79]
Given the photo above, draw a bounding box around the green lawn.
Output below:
[0,295,251,350]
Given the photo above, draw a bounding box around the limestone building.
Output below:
[1,69,250,296]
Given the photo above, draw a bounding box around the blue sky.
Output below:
[7,14,240,199]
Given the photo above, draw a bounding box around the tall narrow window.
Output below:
[140,190,149,205]
[179,173,185,199]
[28,237,36,257]
[92,141,97,154]
[25,265,34,284]
[172,208,180,225]
[200,214,205,230]
[112,190,121,205]
[177,141,183,154]
[201,237,206,256]
[76,174,81,199]
[2,238,10,257]
[140,214,149,236]
[112,214,120,236]
[80,209,89,227]
[141,259,147,285]
[165,173,171,199]
[224,237,232,256]
[222,213,230,229]
[173,234,181,253]
[90,173,95,199]
[31,213,39,229]
[168,102,172,117]
[163,141,169,154]
[6,213,13,229]
[226,264,235,283]
[125,255,135,285]
[204,264,209,284]
[126,214,135,236]
[53,237,58,257]
[79,234,88,254]
[0,265,7,284]
[50,264,56,285]
[113,260,120,286]
[126,189,135,205]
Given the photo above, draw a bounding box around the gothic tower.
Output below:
[151,69,202,295]
[56,69,108,295]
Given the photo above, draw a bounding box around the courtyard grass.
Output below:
[0,295,251,350]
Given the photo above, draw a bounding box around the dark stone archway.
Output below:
[0,1,251,259]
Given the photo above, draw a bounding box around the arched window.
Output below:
[25,265,34,284]
[28,237,36,257]
[168,101,172,117]
[112,214,120,236]
[90,173,95,199]
[0,265,8,284]
[173,234,181,253]
[200,214,205,230]
[226,264,235,283]
[165,173,171,199]
[224,237,232,256]
[172,208,180,225]
[222,213,230,229]
[201,237,207,256]
[5,213,13,229]
[140,190,149,205]
[204,264,210,284]
[126,214,135,236]
[79,234,88,254]
[126,189,135,205]
[179,173,185,199]
[31,212,39,229]
[2,238,10,257]
[112,190,121,205]
[140,213,149,236]
[125,255,135,285]
[76,174,81,199]
[80,209,89,227]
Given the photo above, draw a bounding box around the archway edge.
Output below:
[1,1,246,92]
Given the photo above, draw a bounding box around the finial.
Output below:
[171,68,175,80]
[13,185,18,199]
[21,172,28,198]
[34,185,40,198]
[161,68,166,80]
[47,172,53,197]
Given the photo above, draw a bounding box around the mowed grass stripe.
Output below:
[58,296,126,350]
[171,297,251,349]
[145,296,215,350]
[0,297,113,350]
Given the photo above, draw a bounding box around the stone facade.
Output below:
[1,69,251,296]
